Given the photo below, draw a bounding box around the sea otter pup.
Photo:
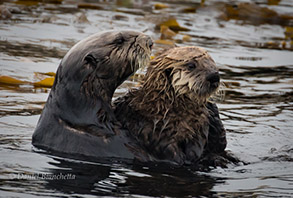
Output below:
[115,46,234,167]
[32,31,153,159]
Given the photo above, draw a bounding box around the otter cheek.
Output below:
[119,68,131,84]
[188,75,197,92]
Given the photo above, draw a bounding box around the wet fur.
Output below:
[115,47,234,166]
[32,31,151,159]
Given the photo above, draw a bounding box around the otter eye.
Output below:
[186,62,197,70]
[165,68,172,77]
[115,36,125,45]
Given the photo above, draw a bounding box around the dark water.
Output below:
[1,0,293,197]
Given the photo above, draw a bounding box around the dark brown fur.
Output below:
[115,46,235,166]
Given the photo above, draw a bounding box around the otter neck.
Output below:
[97,81,116,104]
[82,78,117,104]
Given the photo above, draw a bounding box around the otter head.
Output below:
[47,31,152,127]
[56,30,153,103]
[145,46,219,105]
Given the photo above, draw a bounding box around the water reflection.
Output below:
[0,40,66,59]
[44,157,217,197]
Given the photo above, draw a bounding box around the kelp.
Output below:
[220,2,293,26]
[0,75,54,88]
[156,18,190,32]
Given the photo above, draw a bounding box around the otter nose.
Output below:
[206,72,220,85]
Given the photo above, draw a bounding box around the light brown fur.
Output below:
[115,46,224,164]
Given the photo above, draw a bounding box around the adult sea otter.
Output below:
[32,30,153,159]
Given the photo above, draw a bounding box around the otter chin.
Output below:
[115,46,236,167]
[32,30,152,159]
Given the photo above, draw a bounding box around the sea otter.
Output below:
[114,46,235,167]
[32,30,153,159]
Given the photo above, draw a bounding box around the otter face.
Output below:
[85,31,153,84]
[166,46,220,101]
[59,30,152,100]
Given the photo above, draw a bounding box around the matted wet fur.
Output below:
[32,30,152,159]
[115,46,239,167]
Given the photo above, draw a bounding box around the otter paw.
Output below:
[197,151,242,171]
[162,143,185,165]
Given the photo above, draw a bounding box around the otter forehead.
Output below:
[62,30,143,64]
[166,46,208,61]
[83,30,143,46]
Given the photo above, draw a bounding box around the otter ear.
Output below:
[84,54,98,67]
